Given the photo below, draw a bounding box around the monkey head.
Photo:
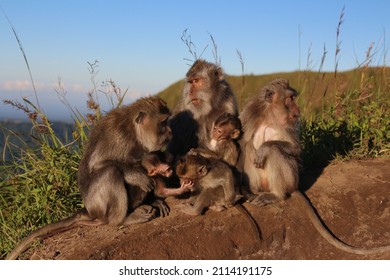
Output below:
[182,60,224,117]
[175,154,211,186]
[262,78,300,126]
[133,97,172,152]
[142,151,173,178]
[212,112,242,141]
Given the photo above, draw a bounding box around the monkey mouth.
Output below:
[180,177,193,184]
[190,98,202,106]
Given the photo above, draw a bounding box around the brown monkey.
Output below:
[239,78,390,255]
[208,112,242,166]
[176,150,262,241]
[175,151,238,215]
[141,151,194,197]
[6,96,172,260]
[168,59,238,158]
[239,78,301,205]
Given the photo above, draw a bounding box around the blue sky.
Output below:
[0,0,389,120]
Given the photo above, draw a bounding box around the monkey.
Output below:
[238,78,390,255]
[207,112,242,166]
[176,150,261,241]
[168,59,238,158]
[6,96,173,260]
[141,151,194,197]
[239,78,301,205]
[175,152,237,215]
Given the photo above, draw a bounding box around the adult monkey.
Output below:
[168,59,238,158]
[7,96,172,260]
[239,78,390,255]
[239,78,301,205]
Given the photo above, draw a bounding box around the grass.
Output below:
[0,9,389,259]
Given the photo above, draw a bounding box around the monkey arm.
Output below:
[154,177,193,197]
[254,140,299,168]
[122,165,154,192]
[189,147,219,159]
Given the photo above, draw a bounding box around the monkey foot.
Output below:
[249,192,279,207]
[152,199,170,217]
[177,203,201,216]
[123,205,157,225]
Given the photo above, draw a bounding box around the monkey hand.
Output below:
[180,180,194,192]
[254,148,267,168]
[188,148,197,156]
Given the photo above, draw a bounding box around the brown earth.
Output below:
[23,158,390,260]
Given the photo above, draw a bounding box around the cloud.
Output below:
[1,80,31,91]
[0,80,86,94]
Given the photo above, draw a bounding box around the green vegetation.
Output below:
[0,13,389,258]
[1,64,388,258]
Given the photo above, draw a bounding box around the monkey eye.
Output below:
[158,119,168,133]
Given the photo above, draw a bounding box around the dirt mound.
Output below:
[23,158,390,260]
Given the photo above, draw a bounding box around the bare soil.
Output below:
[24,158,390,260]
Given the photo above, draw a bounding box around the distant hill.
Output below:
[157,67,389,117]
[0,120,74,162]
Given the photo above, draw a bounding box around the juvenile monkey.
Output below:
[141,151,194,197]
[168,59,238,158]
[208,112,242,166]
[176,149,262,241]
[239,78,390,255]
[175,151,238,216]
[7,96,172,260]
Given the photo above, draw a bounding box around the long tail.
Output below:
[293,191,390,255]
[6,209,102,260]
[235,204,262,241]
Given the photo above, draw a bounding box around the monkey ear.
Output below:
[265,89,274,103]
[197,165,208,176]
[216,68,224,81]
[135,111,147,124]
[148,169,158,176]
[231,129,241,140]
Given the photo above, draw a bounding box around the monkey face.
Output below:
[175,154,210,183]
[285,92,300,123]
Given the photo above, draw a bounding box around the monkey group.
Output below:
[6,59,390,259]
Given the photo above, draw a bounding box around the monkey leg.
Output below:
[122,205,157,226]
[209,204,226,212]
[178,204,202,216]
[249,192,282,206]
[85,165,128,226]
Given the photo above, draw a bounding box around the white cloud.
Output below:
[1,80,86,94]
[2,80,31,91]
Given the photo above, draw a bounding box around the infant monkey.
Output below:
[207,112,242,166]
[141,151,194,197]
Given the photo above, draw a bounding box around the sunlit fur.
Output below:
[169,60,238,158]
[239,78,301,204]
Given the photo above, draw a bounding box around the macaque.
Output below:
[168,59,238,158]
[239,78,301,205]
[175,151,239,216]
[239,78,390,255]
[208,112,242,166]
[141,151,194,197]
[7,96,172,260]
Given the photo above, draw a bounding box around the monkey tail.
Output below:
[235,204,262,241]
[6,209,102,260]
[293,191,390,255]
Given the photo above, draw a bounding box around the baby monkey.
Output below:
[207,112,242,166]
[175,150,240,216]
[141,151,194,198]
